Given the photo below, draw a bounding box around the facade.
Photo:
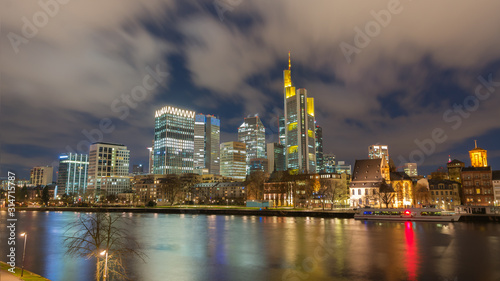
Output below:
[153,105,195,174]
[447,159,465,183]
[238,116,266,173]
[284,54,316,174]
[147,143,154,174]
[315,125,324,173]
[349,158,389,207]
[132,174,164,204]
[368,145,389,165]
[461,166,494,206]
[191,182,246,205]
[87,142,131,199]
[335,161,352,175]
[390,172,414,207]
[266,143,286,174]
[57,153,89,196]
[469,141,488,167]
[263,172,350,208]
[249,158,268,174]
[493,171,500,206]
[428,179,461,210]
[194,114,221,175]
[403,163,418,177]
[279,115,286,146]
[324,154,336,173]
[30,166,53,186]
[220,141,247,181]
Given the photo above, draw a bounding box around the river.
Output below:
[1,210,500,281]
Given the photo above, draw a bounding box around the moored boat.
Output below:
[354,208,461,222]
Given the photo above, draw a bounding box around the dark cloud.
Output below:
[2,0,500,178]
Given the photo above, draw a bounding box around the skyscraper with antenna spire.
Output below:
[283,52,316,174]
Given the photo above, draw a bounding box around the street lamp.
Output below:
[100,250,109,281]
[20,232,27,277]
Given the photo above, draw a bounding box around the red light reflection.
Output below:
[404,221,419,281]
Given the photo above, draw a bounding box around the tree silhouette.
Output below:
[64,210,146,281]
[378,179,395,208]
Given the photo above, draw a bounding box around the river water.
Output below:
[1,210,500,281]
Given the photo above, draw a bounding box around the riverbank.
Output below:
[11,206,500,222]
[0,261,50,281]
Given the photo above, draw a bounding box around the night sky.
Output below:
[1,0,500,179]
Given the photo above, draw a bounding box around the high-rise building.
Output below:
[267,143,286,174]
[87,142,130,199]
[238,116,266,173]
[284,53,316,174]
[315,125,324,172]
[153,105,195,174]
[368,144,389,165]
[403,163,418,177]
[469,140,488,168]
[335,161,352,175]
[220,141,247,181]
[324,154,336,173]
[249,158,268,174]
[279,115,286,146]
[194,114,221,175]
[57,153,89,196]
[147,141,154,174]
[447,159,464,183]
[30,166,53,186]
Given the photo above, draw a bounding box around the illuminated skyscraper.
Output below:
[324,154,336,173]
[153,105,195,174]
[315,125,324,172]
[469,140,488,168]
[368,144,389,165]
[238,116,266,173]
[279,115,286,146]
[284,53,316,173]
[87,142,130,199]
[57,153,89,196]
[403,163,418,177]
[194,114,221,175]
[267,143,285,173]
[220,141,247,181]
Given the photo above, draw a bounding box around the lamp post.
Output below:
[20,232,27,277]
[100,250,109,281]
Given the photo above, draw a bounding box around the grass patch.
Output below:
[1,261,50,281]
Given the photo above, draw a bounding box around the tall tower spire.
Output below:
[475,140,477,148]
[288,51,291,70]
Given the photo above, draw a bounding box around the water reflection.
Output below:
[1,212,500,281]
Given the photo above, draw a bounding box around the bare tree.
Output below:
[64,211,146,281]
[414,182,431,207]
[378,179,395,208]
[320,180,346,210]
[245,171,268,201]
[159,175,184,206]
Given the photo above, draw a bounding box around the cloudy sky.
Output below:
[1,0,500,179]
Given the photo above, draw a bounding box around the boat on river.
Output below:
[354,208,461,222]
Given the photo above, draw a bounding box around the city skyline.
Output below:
[2,1,500,179]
